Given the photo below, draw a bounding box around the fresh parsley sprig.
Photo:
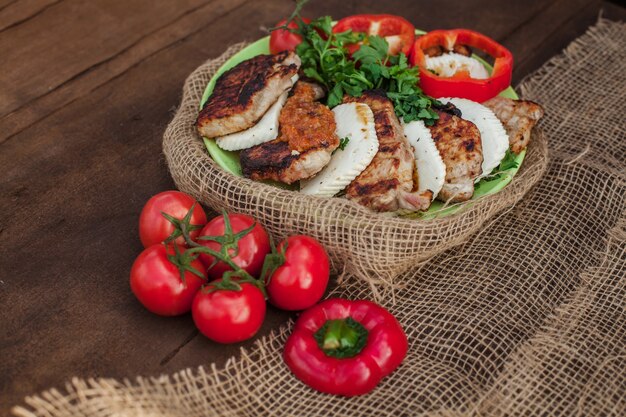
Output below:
[331,137,350,155]
[294,16,369,107]
[354,36,440,124]
[282,13,439,125]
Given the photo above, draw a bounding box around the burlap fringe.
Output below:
[12,17,626,417]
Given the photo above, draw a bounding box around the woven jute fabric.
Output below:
[13,18,625,417]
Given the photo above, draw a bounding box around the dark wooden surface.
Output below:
[1,0,624,413]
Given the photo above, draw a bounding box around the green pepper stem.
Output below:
[314,317,368,359]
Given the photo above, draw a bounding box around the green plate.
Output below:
[200,30,522,218]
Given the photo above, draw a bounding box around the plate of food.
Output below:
[194,11,544,219]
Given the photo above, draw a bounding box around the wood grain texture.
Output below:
[0,0,621,413]
[0,0,60,32]
[0,0,217,116]
[0,0,253,144]
[0,0,22,14]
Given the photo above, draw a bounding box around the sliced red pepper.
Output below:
[410,29,514,102]
[333,14,415,56]
[283,298,408,396]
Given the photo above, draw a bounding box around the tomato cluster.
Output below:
[130,191,330,343]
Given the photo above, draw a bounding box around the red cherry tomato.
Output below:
[270,17,311,54]
[197,213,271,280]
[139,191,207,248]
[266,235,330,311]
[130,244,206,316]
[333,14,415,56]
[192,281,266,343]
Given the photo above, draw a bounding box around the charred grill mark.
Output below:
[374,117,394,139]
[287,84,297,98]
[281,63,298,76]
[238,75,263,106]
[343,89,389,106]
[199,51,296,119]
[350,179,399,197]
[364,89,389,100]
[379,143,402,153]
[432,111,452,128]
[463,140,475,151]
[240,141,295,178]
[433,102,462,118]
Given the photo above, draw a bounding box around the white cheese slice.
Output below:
[425,53,489,79]
[216,91,289,151]
[300,103,378,197]
[439,97,510,181]
[402,120,446,200]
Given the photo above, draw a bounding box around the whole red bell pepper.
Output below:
[283,298,408,396]
[410,29,514,102]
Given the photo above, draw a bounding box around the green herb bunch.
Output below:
[279,14,439,125]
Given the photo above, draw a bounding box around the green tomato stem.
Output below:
[179,221,265,295]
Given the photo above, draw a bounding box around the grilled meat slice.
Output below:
[424,44,473,57]
[428,107,483,203]
[344,90,432,212]
[483,96,544,154]
[196,51,301,138]
[240,82,338,184]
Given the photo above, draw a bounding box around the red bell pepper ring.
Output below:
[333,14,415,56]
[410,29,514,102]
[283,298,408,396]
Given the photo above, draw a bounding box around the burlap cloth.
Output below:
[13,18,625,417]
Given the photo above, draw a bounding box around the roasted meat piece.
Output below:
[424,44,472,57]
[344,90,432,212]
[240,82,339,184]
[196,51,300,138]
[428,106,483,203]
[483,96,544,154]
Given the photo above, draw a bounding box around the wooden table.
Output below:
[1,0,624,413]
